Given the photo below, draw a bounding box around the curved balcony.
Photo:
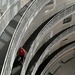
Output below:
[22,3,75,75]
[31,25,75,75]
[1,0,51,75]
[0,1,32,75]
[25,25,74,75]
[1,0,75,75]
[42,42,75,75]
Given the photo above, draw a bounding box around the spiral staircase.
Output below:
[0,0,75,75]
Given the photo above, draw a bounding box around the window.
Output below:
[63,15,72,24]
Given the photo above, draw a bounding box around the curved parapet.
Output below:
[0,0,32,74]
[31,25,75,75]
[1,0,75,75]
[1,0,50,75]
[41,41,75,75]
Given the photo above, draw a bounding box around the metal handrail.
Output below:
[23,3,75,75]
[31,25,75,75]
[49,26,75,49]
[1,0,50,75]
[20,0,53,75]
[21,0,51,75]
[0,1,34,75]
[42,42,75,75]
[33,4,75,56]
[35,4,75,42]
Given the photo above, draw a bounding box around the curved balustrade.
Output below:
[0,1,35,75]
[31,25,75,75]
[22,3,75,75]
[42,42,75,75]
[0,1,32,75]
[35,3,75,47]
[1,0,51,75]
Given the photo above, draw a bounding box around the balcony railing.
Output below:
[1,0,50,75]
[42,42,75,75]
[31,25,75,75]
[21,2,75,75]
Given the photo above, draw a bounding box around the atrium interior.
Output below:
[0,0,75,75]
